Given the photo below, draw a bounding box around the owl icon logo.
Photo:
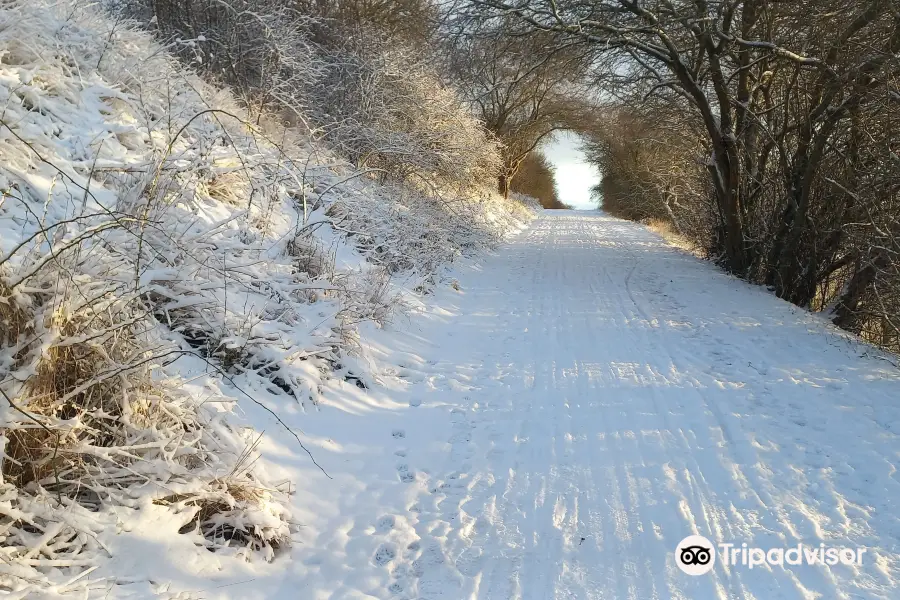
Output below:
[675,535,716,575]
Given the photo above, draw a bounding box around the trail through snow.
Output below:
[122,211,900,599]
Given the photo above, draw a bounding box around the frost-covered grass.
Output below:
[0,1,532,595]
[644,218,704,258]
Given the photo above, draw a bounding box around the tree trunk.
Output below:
[498,174,510,199]
[722,195,748,273]
[831,251,889,331]
[708,156,748,275]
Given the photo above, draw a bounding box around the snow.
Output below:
[95,210,899,598]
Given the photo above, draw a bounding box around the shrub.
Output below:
[300,32,502,193]
[511,151,570,209]
[138,0,502,195]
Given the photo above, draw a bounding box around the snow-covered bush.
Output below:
[308,35,502,192]
[132,0,501,194]
[140,0,321,119]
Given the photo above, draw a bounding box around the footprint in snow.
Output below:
[446,471,468,485]
[397,464,416,483]
[430,481,452,494]
[387,581,404,594]
[410,539,447,572]
[392,429,406,439]
[373,543,398,566]
[409,398,422,407]
[376,515,396,533]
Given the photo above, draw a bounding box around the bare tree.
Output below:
[444,14,594,196]
[584,106,709,230]
[295,0,439,45]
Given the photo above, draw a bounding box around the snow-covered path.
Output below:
[372,209,900,600]
[139,211,900,599]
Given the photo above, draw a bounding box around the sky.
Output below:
[543,131,601,210]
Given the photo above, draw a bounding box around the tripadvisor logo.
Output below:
[675,535,868,575]
[675,535,715,575]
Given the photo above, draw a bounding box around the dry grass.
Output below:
[0,279,31,351]
[2,427,62,489]
[206,169,252,207]
[288,234,330,281]
[1,292,291,564]
[645,218,703,257]
[335,267,406,328]
[155,478,289,556]
[2,310,129,488]
[0,280,47,488]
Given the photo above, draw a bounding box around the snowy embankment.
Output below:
[0,3,531,597]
